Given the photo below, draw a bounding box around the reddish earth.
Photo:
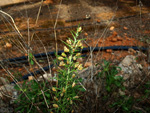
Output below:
[83,30,147,61]
[0,0,150,81]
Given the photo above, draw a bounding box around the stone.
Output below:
[128,48,136,54]
[118,55,143,87]
[44,0,53,4]
[111,38,117,42]
[0,77,9,86]
[110,26,115,31]
[0,84,16,99]
[28,76,34,81]
[106,49,112,53]
[38,73,57,82]
[112,31,118,36]
[123,26,128,30]
[84,32,88,36]
[117,36,123,41]
[4,42,12,49]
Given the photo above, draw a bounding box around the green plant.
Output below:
[97,60,135,112]
[14,80,51,113]
[14,26,85,113]
[29,53,34,65]
[97,60,150,113]
[51,26,85,113]
[97,60,124,93]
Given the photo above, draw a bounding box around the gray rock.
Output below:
[118,55,142,79]
[118,55,142,87]
[0,77,9,86]
[0,84,16,99]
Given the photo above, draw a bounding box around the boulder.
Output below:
[0,77,9,86]
[118,55,143,87]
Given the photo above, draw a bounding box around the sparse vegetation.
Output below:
[0,0,150,113]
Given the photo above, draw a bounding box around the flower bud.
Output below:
[53,104,59,108]
[64,46,69,52]
[73,96,79,99]
[61,52,66,57]
[75,62,79,68]
[58,56,64,60]
[73,56,76,60]
[54,96,58,101]
[71,110,74,113]
[77,27,82,32]
[52,87,56,92]
[70,100,73,104]
[59,61,65,66]
[72,82,75,87]
[66,39,72,45]
[60,93,63,97]
[67,60,70,64]
[77,64,83,70]
[76,53,81,57]
[72,74,76,78]
[62,87,66,93]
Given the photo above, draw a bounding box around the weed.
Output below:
[14,26,85,113]
[97,60,124,93]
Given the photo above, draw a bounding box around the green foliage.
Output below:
[97,60,150,113]
[14,80,51,113]
[14,26,85,113]
[50,26,85,113]
[97,60,133,112]
[98,60,124,93]
[29,53,34,65]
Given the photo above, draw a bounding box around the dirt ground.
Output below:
[0,1,150,112]
[0,0,150,77]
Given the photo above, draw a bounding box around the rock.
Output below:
[112,31,118,36]
[117,36,123,41]
[4,42,12,49]
[43,0,53,4]
[84,32,88,36]
[28,76,34,81]
[111,38,117,42]
[123,26,128,30]
[25,53,28,56]
[118,55,143,86]
[128,48,136,54]
[119,55,136,68]
[124,33,127,36]
[38,73,57,82]
[0,84,16,99]
[110,26,115,31]
[0,77,9,86]
[106,49,112,53]
[127,38,131,41]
